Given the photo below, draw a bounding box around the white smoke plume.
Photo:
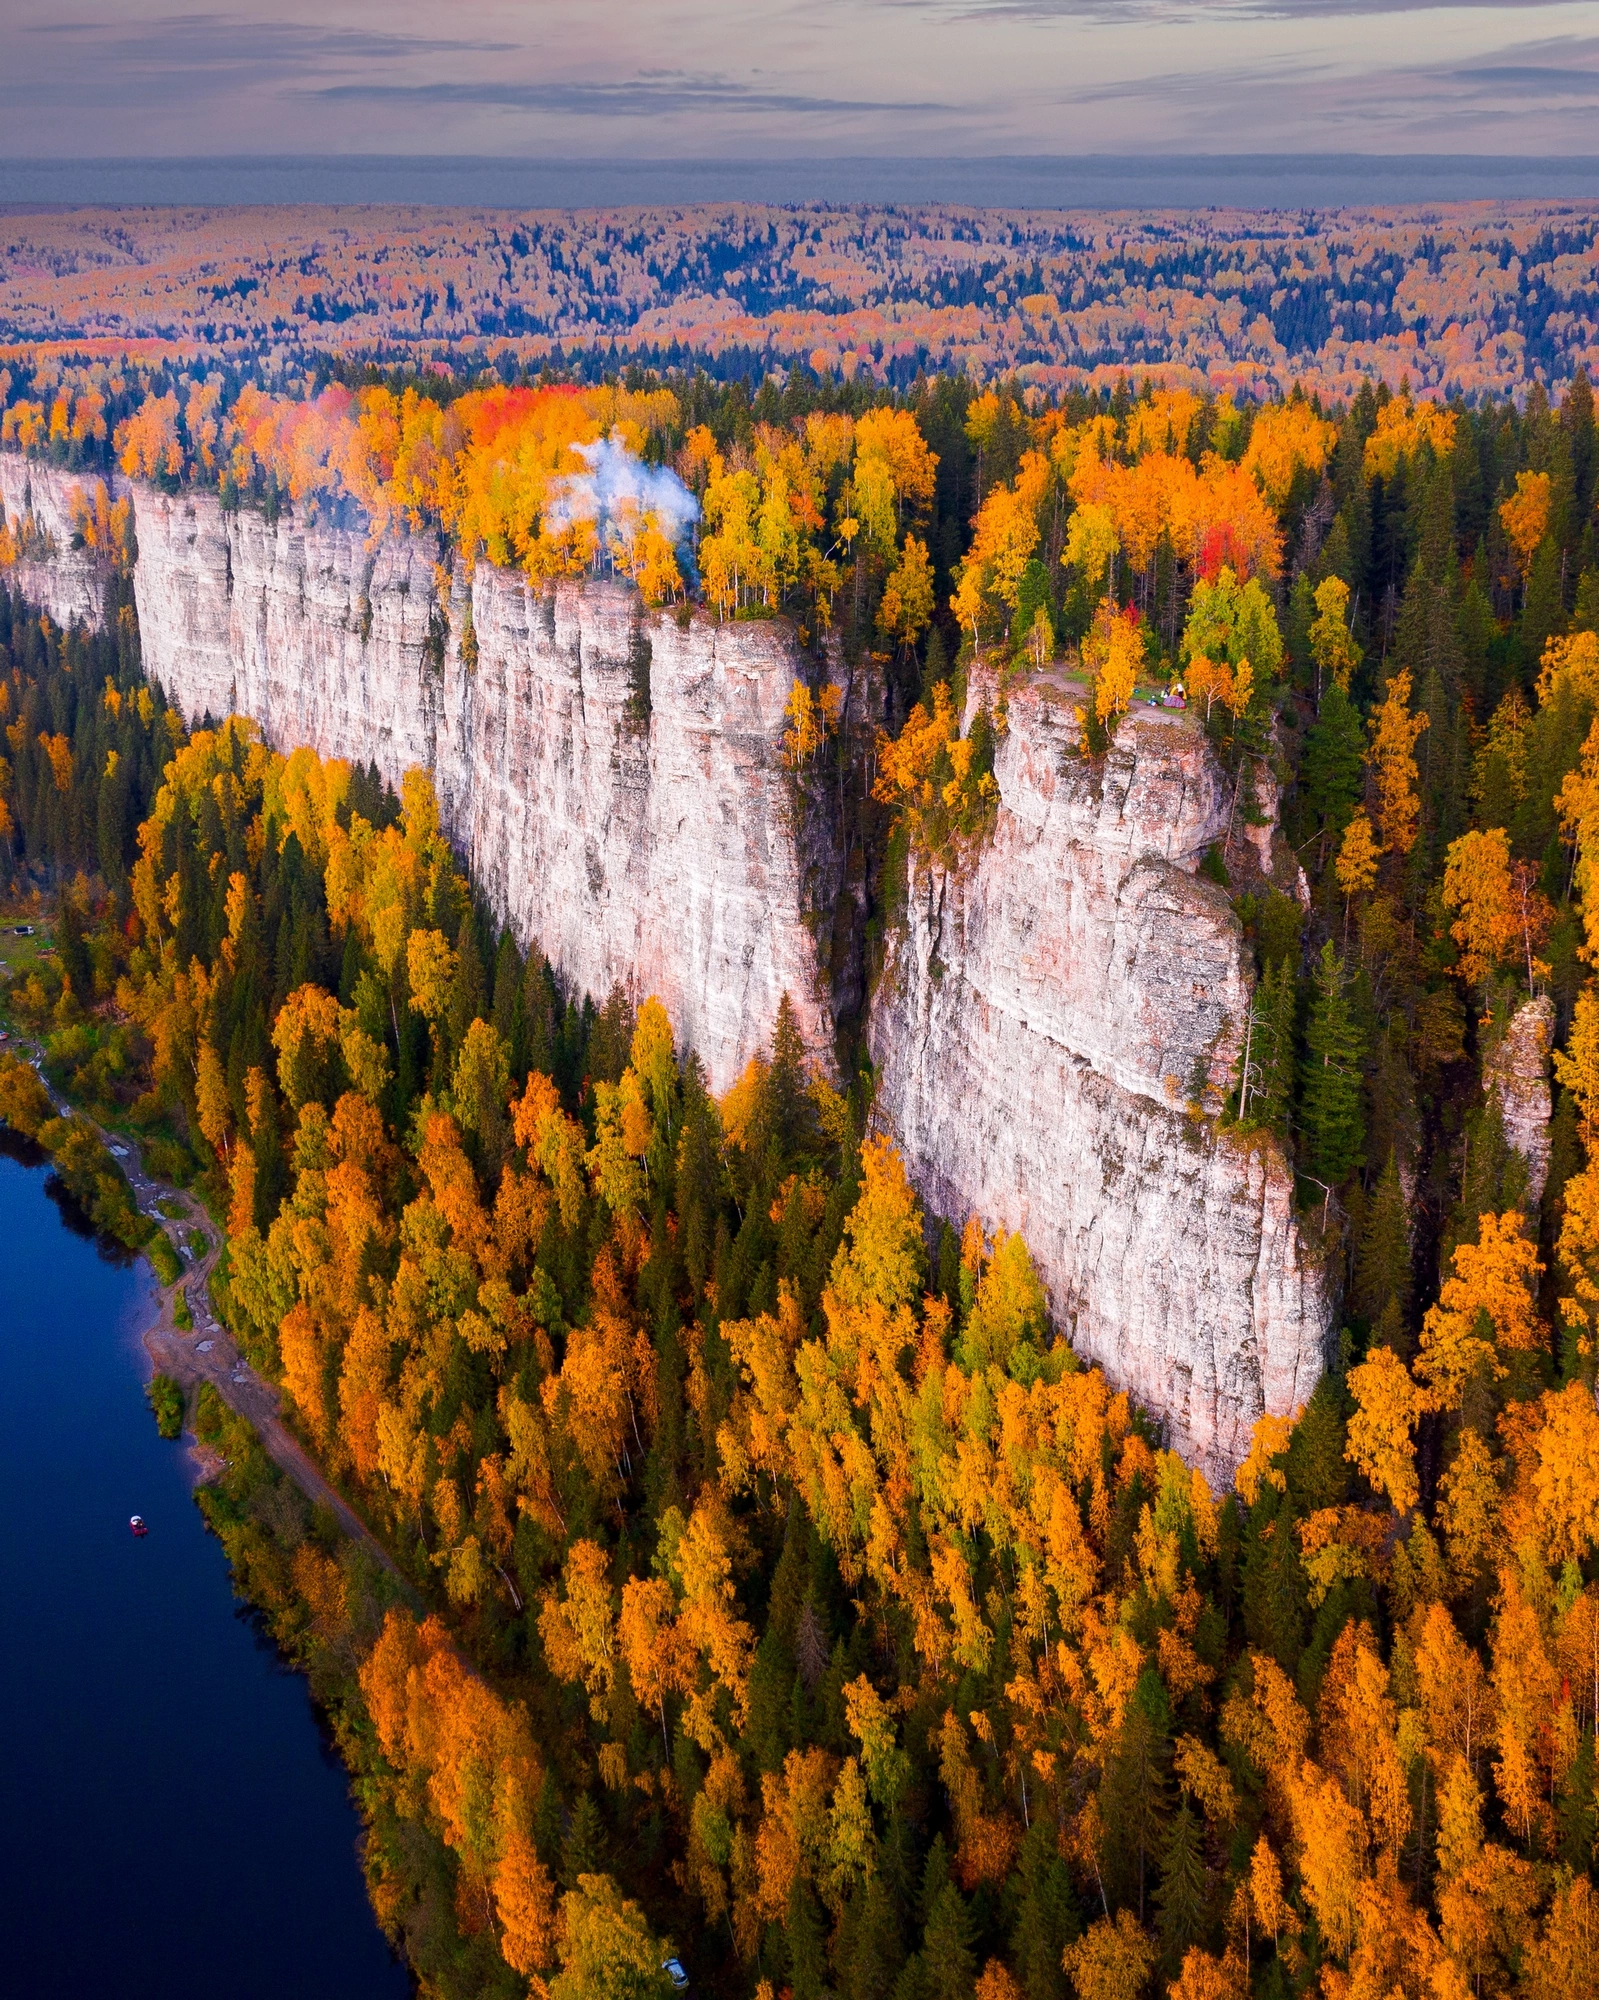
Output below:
[546,431,699,567]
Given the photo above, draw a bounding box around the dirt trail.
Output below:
[18,1042,407,1588]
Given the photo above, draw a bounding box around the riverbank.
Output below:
[3,1028,406,1587]
[0,1138,412,2000]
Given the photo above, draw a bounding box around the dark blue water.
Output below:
[0,1141,410,1999]
[3,154,1599,210]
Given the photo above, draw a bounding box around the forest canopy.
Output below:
[3,342,1599,2000]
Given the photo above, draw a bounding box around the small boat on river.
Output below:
[129,1515,147,1537]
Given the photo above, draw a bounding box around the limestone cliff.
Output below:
[1484,995,1554,1205]
[127,483,843,1095]
[6,457,1331,1478]
[868,677,1331,1483]
[0,456,120,631]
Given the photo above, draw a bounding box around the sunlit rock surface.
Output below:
[8,459,1332,1478]
[127,484,842,1095]
[0,457,120,630]
[869,676,1331,1481]
[1484,994,1555,1205]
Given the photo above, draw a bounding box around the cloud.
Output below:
[0,12,518,111]
[306,74,949,116]
[939,0,1570,16]
[24,13,515,65]
[2,0,1598,158]
[1445,63,1599,93]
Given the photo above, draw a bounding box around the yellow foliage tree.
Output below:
[1416,1212,1542,1409]
[1335,809,1382,900]
[1367,669,1429,857]
[1500,470,1552,581]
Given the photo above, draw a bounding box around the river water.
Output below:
[0,1140,410,1998]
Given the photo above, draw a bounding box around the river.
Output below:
[0,1138,411,1998]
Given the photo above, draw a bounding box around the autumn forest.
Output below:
[3,335,1599,2000]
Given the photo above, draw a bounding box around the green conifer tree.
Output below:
[920,1883,976,2000]
[1353,1151,1410,1327]
[1155,1799,1206,1959]
[1011,1815,1078,2000]
[840,1873,906,2000]
[1300,941,1365,1186]
[769,992,818,1164]
[1238,957,1296,1137]
[787,1879,830,2000]
[1301,680,1366,861]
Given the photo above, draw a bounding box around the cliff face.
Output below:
[6,459,1330,1478]
[869,678,1330,1482]
[128,484,843,1094]
[0,457,119,630]
[1484,995,1555,1205]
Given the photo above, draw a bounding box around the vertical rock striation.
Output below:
[868,677,1331,1482]
[126,483,842,1094]
[5,458,1333,1478]
[1484,994,1555,1205]
[0,457,120,631]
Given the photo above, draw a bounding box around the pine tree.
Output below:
[1555,1727,1598,1870]
[56,891,90,994]
[1523,535,1564,677]
[561,1792,605,1890]
[1101,1672,1171,1920]
[1283,1375,1349,1514]
[491,928,522,1066]
[534,1770,564,1871]
[1393,467,1463,699]
[1242,1494,1309,1673]
[1300,941,1365,1187]
[444,908,486,1071]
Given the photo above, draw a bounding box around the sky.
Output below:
[0,1,1597,159]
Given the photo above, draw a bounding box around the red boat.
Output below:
[129,1515,147,1537]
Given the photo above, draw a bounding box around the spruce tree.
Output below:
[1300,680,1366,859]
[560,1791,605,1889]
[1393,467,1462,703]
[1242,1489,1309,1671]
[1300,941,1365,1186]
[1155,1799,1206,1959]
[1011,1815,1077,2000]
[787,1879,830,2000]
[1522,534,1564,676]
[1283,1374,1349,1513]
[491,929,522,1068]
[1353,1151,1411,1327]
[919,1883,975,2000]
[1241,956,1296,1137]
[1101,1671,1171,1920]
[769,991,818,1163]
[841,1874,906,2000]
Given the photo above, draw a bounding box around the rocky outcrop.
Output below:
[126,484,845,1095]
[0,456,120,630]
[869,677,1331,1483]
[1484,994,1554,1204]
[6,458,1331,1479]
